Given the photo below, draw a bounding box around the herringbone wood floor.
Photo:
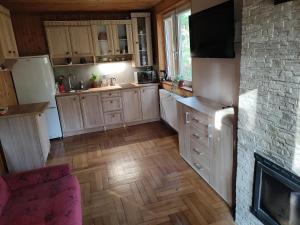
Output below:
[47,122,235,225]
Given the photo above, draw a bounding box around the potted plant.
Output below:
[90,74,98,88]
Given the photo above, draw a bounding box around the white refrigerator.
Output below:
[12,55,62,139]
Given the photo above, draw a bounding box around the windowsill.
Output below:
[160,81,193,98]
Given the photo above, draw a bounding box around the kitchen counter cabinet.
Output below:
[122,88,142,123]
[80,93,104,129]
[56,95,84,136]
[0,103,50,172]
[56,84,160,137]
[177,97,234,206]
[141,86,159,120]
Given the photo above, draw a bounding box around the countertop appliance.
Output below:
[11,55,62,139]
[134,67,158,84]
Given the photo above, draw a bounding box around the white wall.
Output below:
[191,0,241,106]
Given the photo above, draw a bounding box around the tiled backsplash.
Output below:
[53,61,135,89]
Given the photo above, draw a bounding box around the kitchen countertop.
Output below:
[0,102,49,119]
[177,96,234,125]
[56,83,159,97]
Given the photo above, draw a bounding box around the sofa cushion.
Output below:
[0,175,81,225]
[0,177,10,216]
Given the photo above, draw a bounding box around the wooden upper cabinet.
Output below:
[69,25,94,56]
[91,22,115,56]
[45,26,72,58]
[112,21,134,55]
[80,93,104,129]
[56,95,84,134]
[140,86,159,120]
[122,89,142,123]
[131,13,153,67]
[0,5,18,62]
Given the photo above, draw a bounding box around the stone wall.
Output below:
[236,0,300,224]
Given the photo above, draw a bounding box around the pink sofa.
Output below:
[0,164,82,225]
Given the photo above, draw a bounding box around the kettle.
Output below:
[110,77,117,86]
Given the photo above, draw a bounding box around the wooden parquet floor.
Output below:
[47,122,235,225]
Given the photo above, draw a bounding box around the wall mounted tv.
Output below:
[189,0,235,58]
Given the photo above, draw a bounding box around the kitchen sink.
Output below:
[118,83,137,88]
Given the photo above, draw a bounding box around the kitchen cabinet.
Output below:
[69,25,94,56]
[91,20,133,57]
[141,86,159,120]
[122,89,142,123]
[0,103,50,172]
[131,13,153,67]
[0,5,18,63]
[45,26,72,58]
[80,93,104,129]
[56,95,84,135]
[177,97,234,206]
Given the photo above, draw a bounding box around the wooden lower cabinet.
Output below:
[0,112,50,172]
[56,95,84,136]
[177,97,234,206]
[56,85,160,137]
[141,86,160,120]
[80,93,104,129]
[122,88,142,123]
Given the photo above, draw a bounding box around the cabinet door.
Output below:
[56,95,84,134]
[177,103,191,161]
[0,13,18,59]
[80,94,104,129]
[36,113,50,162]
[112,23,133,55]
[69,25,94,56]
[92,24,115,56]
[141,86,159,120]
[122,89,142,123]
[45,26,72,58]
[132,14,153,67]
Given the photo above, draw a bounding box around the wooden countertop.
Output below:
[56,83,159,97]
[177,96,234,125]
[0,102,49,119]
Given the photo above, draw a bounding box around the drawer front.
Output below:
[191,158,210,183]
[190,125,211,148]
[190,139,210,169]
[104,111,123,125]
[101,91,121,98]
[102,97,122,112]
[190,110,212,128]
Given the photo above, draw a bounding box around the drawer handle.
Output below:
[193,148,204,156]
[185,112,190,124]
[194,163,205,171]
[192,133,200,139]
[112,114,115,118]
[110,101,113,104]
[192,117,200,123]
[109,93,112,96]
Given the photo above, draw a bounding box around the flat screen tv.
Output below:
[189,0,235,58]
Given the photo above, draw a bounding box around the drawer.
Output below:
[104,111,123,125]
[190,125,211,148]
[101,91,121,98]
[190,110,213,128]
[190,139,210,169]
[102,97,122,112]
[191,158,210,183]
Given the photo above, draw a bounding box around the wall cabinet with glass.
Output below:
[131,13,153,67]
[91,20,133,62]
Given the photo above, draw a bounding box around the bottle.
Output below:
[80,80,84,90]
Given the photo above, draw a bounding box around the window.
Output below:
[164,9,192,82]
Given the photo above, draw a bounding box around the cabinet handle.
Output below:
[8,50,12,53]
[73,97,76,101]
[74,51,78,54]
[185,112,190,124]
[192,133,200,139]
[13,51,16,54]
[82,97,85,100]
[134,91,137,94]
[66,52,69,55]
[108,50,112,53]
[112,114,115,118]
[110,101,113,104]
[116,50,120,52]
[194,163,205,171]
[109,93,112,96]
[192,148,204,156]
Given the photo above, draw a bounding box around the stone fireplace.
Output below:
[236,0,300,225]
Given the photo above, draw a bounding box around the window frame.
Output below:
[163,6,192,84]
